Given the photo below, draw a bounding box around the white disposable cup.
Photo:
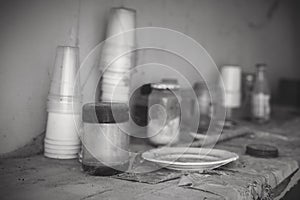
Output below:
[44,138,81,146]
[101,77,129,86]
[44,152,78,159]
[44,142,80,150]
[44,111,81,159]
[220,65,242,92]
[99,7,136,96]
[101,56,132,72]
[102,73,129,82]
[105,8,136,46]
[102,70,129,79]
[49,46,80,98]
[45,112,81,142]
[101,84,130,95]
[44,149,80,156]
[101,92,129,99]
[101,92,129,102]
[44,146,80,156]
[223,92,241,108]
[44,146,80,154]
[47,98,81,114]
[104,67,131,73]
[101,43,134,59]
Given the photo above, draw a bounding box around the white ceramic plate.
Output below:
[142,147,239,171]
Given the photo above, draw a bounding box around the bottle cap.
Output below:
[256,63,267,69]
[82,102,129,123]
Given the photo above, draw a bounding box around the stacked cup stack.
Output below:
[220,65,242,108]
[45,46,82,159]
[99,7,136,103]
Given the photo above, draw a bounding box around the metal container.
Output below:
[82,102,129,176]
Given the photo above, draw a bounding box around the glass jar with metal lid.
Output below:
[147,79,181,146]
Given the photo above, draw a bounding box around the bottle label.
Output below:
[252,93,270,119]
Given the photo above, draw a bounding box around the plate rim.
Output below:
[142,147,239,167]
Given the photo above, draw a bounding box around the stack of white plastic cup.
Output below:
[45,46,82,159]
[99,7,136,103]
[220,65,242,108]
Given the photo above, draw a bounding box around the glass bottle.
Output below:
[251,64,271,123]
[241,73,255,120]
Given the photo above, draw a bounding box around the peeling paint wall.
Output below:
[0,0,298,154]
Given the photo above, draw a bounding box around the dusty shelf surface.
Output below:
[0,149,298,199]
[0,155,220,200]
[1,115,300,200]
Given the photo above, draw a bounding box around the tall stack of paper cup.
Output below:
[99,7,136,103]
[220,65,242,108]
[45,46,81,159]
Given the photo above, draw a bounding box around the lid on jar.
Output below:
[82,102,129,123]
[245,73,255,82]
[193,82,209,95]
[256,63,267,69]
[193,82,206,90]
[246,143,278,158]
[151,78,180,90]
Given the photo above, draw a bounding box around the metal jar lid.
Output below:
[151,79,180,90]
[193,82,209,96]
[82,102,129,123]
[245,143,279,158]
